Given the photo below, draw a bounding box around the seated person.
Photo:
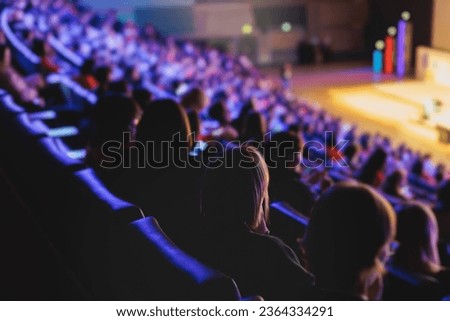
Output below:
[304,182,396,300]
[205,101,239,141]
[434,180,450,243]
[387,203,450,299]
[74,59,98,90]
[240,111,267,145]
[132,88,152,111]
[32,39,59,74]
[124,65,143,89]
[356,147,387,188]
[382,169,410,201]
[110,99,201,239]
[94,66,112,97]
[340,143,359,173]
[85,93,140,185]
[232,100,255,135]
[410,155,436,187]
[180,87,207,141]
[108,79,130,95]
[0,44,43,108]
[264,131,316,215]
[190,145,314,300]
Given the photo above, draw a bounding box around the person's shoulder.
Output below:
[434,205,450,216]
[308,288,366,301]
[436,268,450,282]
[295,179,315,193]
[248,232,315,285]
[247,231,300,262]
[278,177,316,198]
[169,162,203,181]
[0,67,12,78]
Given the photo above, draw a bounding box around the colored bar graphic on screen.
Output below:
[397,20,407,77]
[384,36,394,74]
[373,50,383,73]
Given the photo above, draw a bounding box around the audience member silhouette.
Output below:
[305,182,396,300]
[192,146,314,300]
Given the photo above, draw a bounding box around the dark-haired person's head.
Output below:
[91,94,139,146]
[411,157,424,176]
[132,88,152,110]
[241,111,267,143]
[233,100,256,134]
[264,131,302,172]
[87,94,140,167]
[393,203,442,275]
[435,164,446,184]
[95,66,112,84]
[305,182,396,300]
[359,133,370,151]
[240,99,256,116]
[81,58,96,75]
[32,39,46,57]
[136,99,192,166]
[94,66,112,96]
[288,123,302,135]
[125,65,141,84]
[382,169,406,199]
[208,101,230,126]
[437,179,450,211]
[357,147,387,187]
[181,87,206,112]
[0,44,10,67]
[201,145,269,233]
[108,79,130,95]
[343,143,358,165]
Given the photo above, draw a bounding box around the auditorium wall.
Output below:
[432,0,450,52]
[80,0,370,64]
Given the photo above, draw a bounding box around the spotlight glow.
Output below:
[281,22,292,33]
[401,11,411,21]
[241,23,253,35]
[375,40,385,50]
[387,26,397,36]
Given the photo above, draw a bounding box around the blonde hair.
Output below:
[305,182,396,295]
[394,202,442,274]
[245,145,270,230]
[201,145,270,232]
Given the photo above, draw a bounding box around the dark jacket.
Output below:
[189,222,315,300]
[269,169,317,216]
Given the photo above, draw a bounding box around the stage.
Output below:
[328,80,450,164]
[273,63,450,165]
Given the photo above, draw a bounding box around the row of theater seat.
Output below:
[0,59,437,303]
[2,82,444,303]
[0,11,250,299]
[3,6,447,300]
[0,85,252,299]
[0,92,248,300]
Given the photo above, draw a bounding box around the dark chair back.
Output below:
[269,201,309,251]
[113,216,242,300]
[383,266,444,300]
[66,168,144,297]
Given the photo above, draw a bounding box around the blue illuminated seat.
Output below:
[70,168,144,298]
[113,216,242,300]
